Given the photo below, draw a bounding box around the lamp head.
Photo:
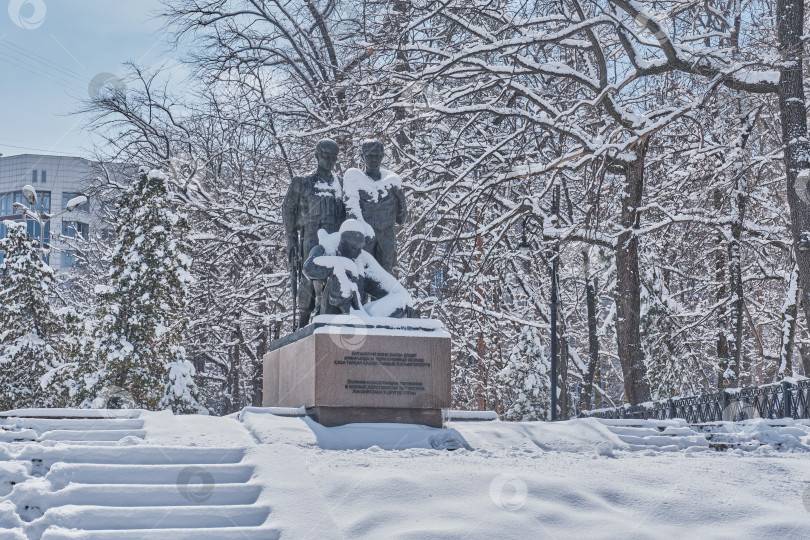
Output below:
[21,185,37,205]
[65,195,88,212]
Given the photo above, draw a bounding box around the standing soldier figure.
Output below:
[283,139,344,328]
[343,139,408,274]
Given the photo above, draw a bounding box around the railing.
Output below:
[581,379,810,422]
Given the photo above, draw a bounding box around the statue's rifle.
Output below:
[289,232,302,330]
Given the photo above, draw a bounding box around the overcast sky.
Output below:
[0,0,182,158]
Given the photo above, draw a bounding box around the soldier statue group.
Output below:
[282,139,409,328]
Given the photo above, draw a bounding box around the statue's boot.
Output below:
[298,310,311,328]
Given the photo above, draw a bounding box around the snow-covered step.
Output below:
[1,409,142,419]
[598,420,711,450]
[1,418,144,432]
[38,429,146,442]
[40,526,280,540]
[47,463,255,487]
[15,446,245,467]
[26,504,271,536]
[607,425,697,437]
[14,483,262,510]
[0,428,37,442]
[614,433,710,450]
[36,440,145,447]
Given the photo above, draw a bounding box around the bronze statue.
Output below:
[282,139,345,328]
[343,140,408,273]
[302,220,413,318]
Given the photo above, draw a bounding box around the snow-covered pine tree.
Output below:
[0,221,62,410]
[41,306,93,407]
[497,326,551,421]
[80,167,206,413]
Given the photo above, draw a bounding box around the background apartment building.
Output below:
[0,154,106,270]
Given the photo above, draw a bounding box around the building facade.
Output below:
[0,154,104,270]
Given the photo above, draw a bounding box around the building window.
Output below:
[62,221,89,240]
[32,170,37,183]
[0,193,11,216]
[41,170,46,184]
[0,190,50,217]
[38,191,51,213]
[62,192,89,212]
[62,249,78,269]
[26,220,50,245]
[430,268,444,299]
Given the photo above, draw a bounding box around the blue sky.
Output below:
[0,0,181,158]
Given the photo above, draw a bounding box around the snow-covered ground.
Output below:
[1,408,809,539]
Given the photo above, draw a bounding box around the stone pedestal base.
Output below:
[307,406,443,428]
[263,317,450,428]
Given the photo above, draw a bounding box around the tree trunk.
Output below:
[714,188,730,389]
[558,313,569,419]
[582,250,600,410]
[777,0,810,350]
[614,143,652,404]
[777,264,799,379]
[729,176,746,383]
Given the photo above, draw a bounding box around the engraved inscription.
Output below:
[335,351,431,368]
[344,379,425,396]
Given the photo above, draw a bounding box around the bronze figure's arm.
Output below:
[394,185,408,225]
[302,244,331,281]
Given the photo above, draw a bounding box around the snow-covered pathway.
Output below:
[1,409,809,539]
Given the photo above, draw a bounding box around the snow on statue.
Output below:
[343,139,407,274]
[302,219,414,318]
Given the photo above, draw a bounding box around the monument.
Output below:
[265,140,450,428]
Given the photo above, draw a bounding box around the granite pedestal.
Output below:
[263,316,451,427]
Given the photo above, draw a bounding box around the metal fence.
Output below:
[581,379,810,422]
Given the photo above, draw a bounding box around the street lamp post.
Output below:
[12,184,87,254]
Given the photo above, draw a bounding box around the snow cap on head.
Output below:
[339,219,368,235]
